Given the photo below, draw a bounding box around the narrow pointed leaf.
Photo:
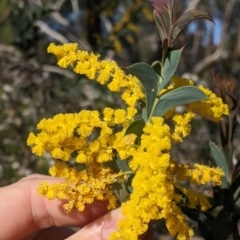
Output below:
[209,141,229,188]
[171,10,214,43]
[150,0,173,43]
[127,62,158,119]
[112,181,129,203]
[152,86,207,117]
[159,47,183,91]
[149,0,173,16]
[153,10,168,42]
[151,61,161,76]
[161,38,171,62]
[104,157,131,172]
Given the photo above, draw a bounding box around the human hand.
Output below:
[0,174,122,240]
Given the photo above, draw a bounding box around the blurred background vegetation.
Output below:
[0,0,240,191]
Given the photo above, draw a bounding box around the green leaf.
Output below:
[126,174,134,193]
[159,47,183,91]
[141,107,147,122]
[152,86,207,117]
[104,156,131,172]
[125,120,145,144]
[161,38,171,63]
[171,10,214,44]
[111,181,130,203]
[151,61,161,76]
[209,141,229,188]
[212,208,231,240]
[127,62,158,120]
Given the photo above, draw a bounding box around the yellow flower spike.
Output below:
[190,164,224,185]
[38,162,121,213]
[158,76,229,122]
[77,124,93,138]
[51,148,70,161]
[47,43,144,107]
[97,60,115,84]
[47,43,78,60]
[103,107,115,123]
[187,85,229,122]
[97,150,113,163]
[126,107,137,120]
[113,109,126,124]
[171,111,196,143]
[177,186,211,211]
[29,41,231,240]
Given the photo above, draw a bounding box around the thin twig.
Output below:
[34,20,69,43]
[42,64,75,79]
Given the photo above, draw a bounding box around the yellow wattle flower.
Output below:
[159,76,229,122]
[28,43,229,240]
[47,43,144,107]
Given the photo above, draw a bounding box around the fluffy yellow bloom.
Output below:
[187,85,229,122]
[189,163,224,186]
[29,44,229,240]
[110,117,223,240]
[159,76,229,122]
[30,112,225,240]
[27,108,137,163]
[38,161,122,212]
[47,43,144,107]
[171,111,196,143]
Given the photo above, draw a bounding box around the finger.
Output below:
[0,174,108,240]
[19,174,59,181]
[66,208,122,240]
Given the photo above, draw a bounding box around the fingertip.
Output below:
[65,208,122,240]
[101,208,122,239]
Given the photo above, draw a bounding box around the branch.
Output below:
[193,48,228,74]
[51,12,69,26]
[34,20,69,43]
[192,0,236,74]
[42,64,75,79]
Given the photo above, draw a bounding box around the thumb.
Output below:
[66,208,122,240]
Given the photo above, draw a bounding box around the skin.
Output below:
[0,174,122,240]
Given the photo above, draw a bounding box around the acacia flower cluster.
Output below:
[28,43,228,240]
[47,43,144,107]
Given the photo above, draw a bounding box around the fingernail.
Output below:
[101,208,122,239]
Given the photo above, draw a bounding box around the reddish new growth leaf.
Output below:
[149,0,214,48]
[171,10,214,45]
[149,0,173,17]
[149,0,173,46]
